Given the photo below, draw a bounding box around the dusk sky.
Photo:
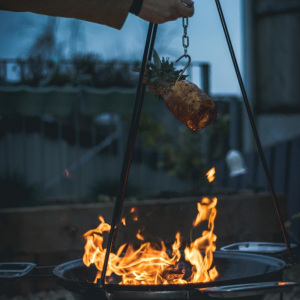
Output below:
[0,0,242,95]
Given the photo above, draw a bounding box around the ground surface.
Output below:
[0,289,74,300]
[1,264,299,300]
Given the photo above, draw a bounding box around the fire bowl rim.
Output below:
[53,251,286,292]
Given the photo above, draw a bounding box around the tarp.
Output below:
[0,86,158,116]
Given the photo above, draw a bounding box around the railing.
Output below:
[0,113,188,199]
[0,59,211,94]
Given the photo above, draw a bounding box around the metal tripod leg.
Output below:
[98,23,158,288]
[215,0,295,264]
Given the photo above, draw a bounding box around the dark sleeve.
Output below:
[0,0,134,29]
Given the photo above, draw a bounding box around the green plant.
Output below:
[9,54,140,88]
[88,178,142,203]
[285,212,300,245]
[0,173,38,208]
[128,112,229,189]
[72,54,139,88]
[15,56,48,86]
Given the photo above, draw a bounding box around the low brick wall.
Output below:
[0,191,288,294]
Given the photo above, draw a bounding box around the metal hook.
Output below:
[175,54,191,82]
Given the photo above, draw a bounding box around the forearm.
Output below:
[0,0,133,29]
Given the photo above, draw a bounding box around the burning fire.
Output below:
[206,167,215,183]
[83,171,218,285]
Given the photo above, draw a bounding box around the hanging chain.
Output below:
[176,17,191,82]
[182,17,189,56]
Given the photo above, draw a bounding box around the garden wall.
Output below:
[0,191,288,294]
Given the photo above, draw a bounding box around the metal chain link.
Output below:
[182,17,189,56]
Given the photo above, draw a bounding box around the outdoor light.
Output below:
[94,113,119,126]
[225,149,247,177]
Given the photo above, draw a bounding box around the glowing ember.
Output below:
[121,217,126,226]
[83,197,218,285]
[206,167,215,183]
[136,229,145,241]
[131,207,138,221]
[65,169,71,178]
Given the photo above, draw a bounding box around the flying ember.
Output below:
[206,167,215,183]
[83,170,218,285]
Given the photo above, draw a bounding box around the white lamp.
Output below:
[225,149,247,178]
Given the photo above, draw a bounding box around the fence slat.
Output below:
[287,137,300,237]
[215,160,226,187]
[240,152,258,189]
[272,142,290,193]
[255,147,273,191]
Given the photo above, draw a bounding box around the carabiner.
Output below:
[175,54,191,82]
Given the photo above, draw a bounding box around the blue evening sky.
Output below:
[0,0,242,95]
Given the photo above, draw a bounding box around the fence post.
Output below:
[0,60,7,81]
[287,137,300,237]
[40,116,45,197]
[229,98,242,150]
[200,63,210,95]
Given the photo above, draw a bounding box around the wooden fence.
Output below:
[0,119,188,199]
[214,136,300,235]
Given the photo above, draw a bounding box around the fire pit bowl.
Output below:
[53,251,290,300]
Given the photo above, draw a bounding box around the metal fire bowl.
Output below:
[53,251,286,299]
[0,262,36,282]
[220,242,298,256]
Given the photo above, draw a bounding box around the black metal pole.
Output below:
[215,0,295,263]
[98,23,158,288]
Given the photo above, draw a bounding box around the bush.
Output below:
[88,178,142,203]
[8,54,140,88]
[0,173,38,209]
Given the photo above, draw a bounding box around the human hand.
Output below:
[138,0,194,24]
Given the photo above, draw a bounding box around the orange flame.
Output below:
[136,229,145,241]
[120,207,138,227]
[206,168,215,183]
[131,207,138,221]
[278,282,287,286]
[83,197,218,285]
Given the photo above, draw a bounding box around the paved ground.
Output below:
[0,289,74,300]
